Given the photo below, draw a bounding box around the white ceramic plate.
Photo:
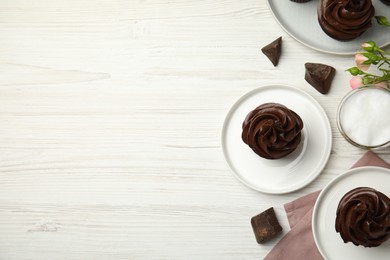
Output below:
[312,166,390,260]
[221,85,331,194]
[266,0,390,55]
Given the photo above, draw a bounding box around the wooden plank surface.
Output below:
[0,0,389,259]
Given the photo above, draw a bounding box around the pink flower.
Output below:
[350,77,389,89]
[355,53,370,71]
[361,42,375,52]
[350,76,363,89]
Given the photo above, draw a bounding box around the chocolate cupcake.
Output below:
[317,0,375,41]
[335,187,390,247]
[242,103,303,160]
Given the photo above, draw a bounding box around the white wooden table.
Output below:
[0,1,389,259]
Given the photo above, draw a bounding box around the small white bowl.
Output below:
[337,85,390,149]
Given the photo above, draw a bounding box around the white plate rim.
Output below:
[312,166,390,259]
[221,85,332,194]
[265,0,390,55]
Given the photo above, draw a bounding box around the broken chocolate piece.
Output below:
[261,37,282,66]
[251,207,282,244]
[304,62,335,94]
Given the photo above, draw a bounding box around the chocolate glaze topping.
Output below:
[242,103,303,159]
[335,187,390,247]
[318,0,375,41]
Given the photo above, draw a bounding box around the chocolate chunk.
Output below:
[261,37,282,66]
[304,62,335,94]
[251,207,282,244]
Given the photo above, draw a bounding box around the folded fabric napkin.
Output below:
[265,151,390,260]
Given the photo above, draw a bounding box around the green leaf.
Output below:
[362,77,374,85]
[375,16,390,27]
[346,67,364,76]
[362,53,381,64]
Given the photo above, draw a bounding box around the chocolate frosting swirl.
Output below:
[241,103,303,159]
[335,187,390,247]
[318,0,375,41]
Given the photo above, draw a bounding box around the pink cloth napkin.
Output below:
[265,151,390,260]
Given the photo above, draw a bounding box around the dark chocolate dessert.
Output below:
[335,187,390,247]
[304,62,335,94]
[317,0,375,41]
[261,37,282,67]
[242,103,303,160]
[251,207,283,244]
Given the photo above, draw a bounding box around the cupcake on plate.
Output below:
[242,103,304,160]
[317,0,375,41]
[335,187,390,247]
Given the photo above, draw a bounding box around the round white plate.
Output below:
[266,0,390,55]
[221,85,332,194]
[312,166,390,260]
